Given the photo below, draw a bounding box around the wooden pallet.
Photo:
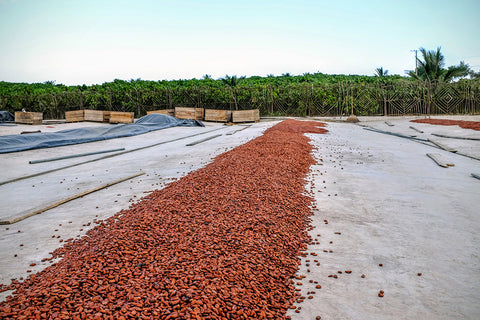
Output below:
[15,112,43,125]
[66,110,111,122]
[204,109,232,122]
[65,110,84,123]
[103,111,110,122]
[232,110,260,123]
[84,110,105,122]
[175,107,204,120]
[109,111,134,123]
[147,109,175,117]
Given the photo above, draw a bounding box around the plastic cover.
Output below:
[0,111,14,122]
[0,114,204,153]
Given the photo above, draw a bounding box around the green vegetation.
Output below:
[0,71,479,118]
[221,75,246,110]
[469,70,480,79]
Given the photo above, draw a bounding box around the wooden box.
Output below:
[147,109,175,117]
[15,112,43,125]
[204,109,232,122]
[175,107,204,120]
[103,111,110,122]
[65,110,84,122]
[232,109,260,123]
[84,110,105,122]
[109,111,134,124]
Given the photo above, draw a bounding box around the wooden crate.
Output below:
[232,109,260,123]
[65,110,84,123]
[103,111,110,122]
[109,111,134,124]
[204,109,232,122]
[84,110,105,122]
[147,109,175,117]
[15,112,43,125]
[175,107,204,120]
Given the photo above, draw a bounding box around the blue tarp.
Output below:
[0,114,204,153]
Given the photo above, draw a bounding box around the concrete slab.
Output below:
[288,120,480,320]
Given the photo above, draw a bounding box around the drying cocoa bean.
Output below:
[0,120,328,319]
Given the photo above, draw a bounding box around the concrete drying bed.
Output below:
[289,115,480,319]
[1,116,480,319]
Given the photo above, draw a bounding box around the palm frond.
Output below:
[409,47,469,83]
[221,75,246,87]
[375,67,388,77]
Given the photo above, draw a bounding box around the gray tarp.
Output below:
[0,114,204,153]
[0,111,14,122]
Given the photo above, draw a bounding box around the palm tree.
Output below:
[469,69,480,79]
[375,67,389,115]
[407,47,470,82]
[221,75,245,87]
[375,67,388,77]
[221,75,245,110]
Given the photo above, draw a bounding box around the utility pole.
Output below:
[411,49,418,75]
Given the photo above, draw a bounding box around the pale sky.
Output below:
[0,0,479,85]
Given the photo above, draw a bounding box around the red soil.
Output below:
[0,119,327,319]
[410,119,480,131]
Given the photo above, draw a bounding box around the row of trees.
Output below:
[2,80,479,119]
[0,73,411,116]
[0,47,478,118]
[0,72,407,96]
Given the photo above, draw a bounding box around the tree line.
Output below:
[1,47,478,118]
